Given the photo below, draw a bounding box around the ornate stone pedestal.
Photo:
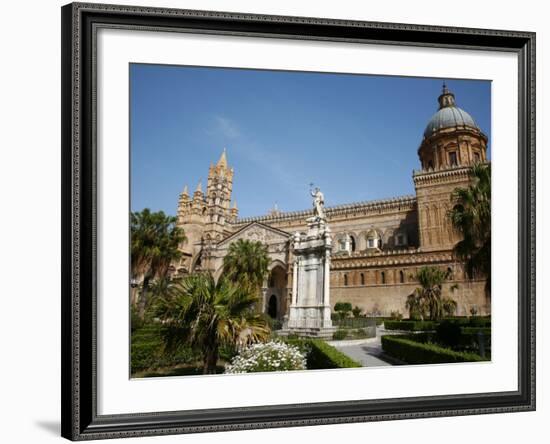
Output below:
[282,217,335,339]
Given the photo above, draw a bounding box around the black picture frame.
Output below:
[61,2,536,440]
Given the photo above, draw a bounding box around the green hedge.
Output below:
[308,340,362,369]
[445,317,491,327]
[381,335,487,364]
[384,318,491,332]
[131,325,198,373]
[285,338,361,369]
[461,327,492,336]
[384,320,437,331]
[333,317,377,329]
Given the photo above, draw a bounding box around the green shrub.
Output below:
[352,306,363,318]
[461,327,491,336]
[332,329,348,340]
[283,338,361,369]
[333,317,376,329]
[334,302,352,312]
[131,324,198,373]
[307,340,361,369]
[334,302,353,320]
[436,320,462,348]
[468,317,491,328]
[390,310,403,321]
[381,335,487,364]
[384,320,436,331]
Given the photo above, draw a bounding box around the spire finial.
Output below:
[217,148,228,168]
[195,180,203,193]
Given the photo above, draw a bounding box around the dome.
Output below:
[423,85,479,139]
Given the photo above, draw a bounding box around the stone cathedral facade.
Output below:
[171,86,490,320]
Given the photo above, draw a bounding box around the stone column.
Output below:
[323,254,330,307]
[291,258,298,306]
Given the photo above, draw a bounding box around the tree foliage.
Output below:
[448,163,491,294]
[406,266,456,321]
[222,239,270,294]
[155,273,270,374]
[130,208,186,315]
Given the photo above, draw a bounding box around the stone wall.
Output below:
[330,279,488,317]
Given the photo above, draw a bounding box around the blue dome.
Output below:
[423,106,478,138]
[423,86,479,139]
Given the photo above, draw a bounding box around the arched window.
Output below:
[350,235,356,252]
[344,274,348,286]
[360,273,365,285]
[381,271,386,285]
[399,270,405,283]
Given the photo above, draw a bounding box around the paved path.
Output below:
[329,327,403,367]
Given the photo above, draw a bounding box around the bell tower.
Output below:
[414,84,488,251]
[204,148,236,242]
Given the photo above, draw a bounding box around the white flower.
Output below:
[225,341,307,373]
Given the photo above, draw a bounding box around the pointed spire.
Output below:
[194,180,203,194]
[232,200,238,209]
[182,185,189,196]
[217,148,228,168]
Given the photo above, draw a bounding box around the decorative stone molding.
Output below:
[233,195,417,226]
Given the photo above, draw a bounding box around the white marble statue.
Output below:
[310,187,326,221]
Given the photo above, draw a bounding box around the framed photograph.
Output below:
[61,2,535,440]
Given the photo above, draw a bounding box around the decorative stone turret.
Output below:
[229,200,239,222]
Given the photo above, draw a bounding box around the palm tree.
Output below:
[222,239,270,294]
[407,266,454,321]
[448,163,491,295]
[131,209,186,316]
[155,273,270,374]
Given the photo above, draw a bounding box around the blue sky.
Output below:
[130,64,491,218]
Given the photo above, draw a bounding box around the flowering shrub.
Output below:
[225,341,307,373]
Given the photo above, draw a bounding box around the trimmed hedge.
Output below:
[285,338,361,369]
[384,320,437,331]
[308,340,362,369]
[333,317,377,329]
[131,324,198,373]
[332,329,348,340]
[384,317,491,332]
[461,327,492,336]
[381,335,487,364]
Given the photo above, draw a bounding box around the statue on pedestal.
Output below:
[283,187,335,338]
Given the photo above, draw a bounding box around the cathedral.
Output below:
[171,85,490,320]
